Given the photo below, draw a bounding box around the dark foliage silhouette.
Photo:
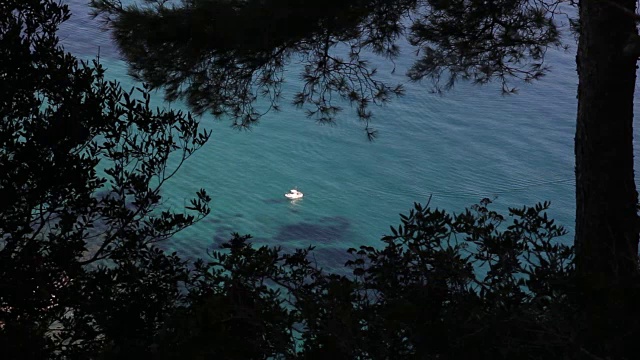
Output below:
[89,0,561,137]
[1,1,210,357]
[151,200,577,359]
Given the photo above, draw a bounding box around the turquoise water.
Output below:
[59,1,640,270]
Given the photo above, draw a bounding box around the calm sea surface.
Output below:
[58,1,640,270]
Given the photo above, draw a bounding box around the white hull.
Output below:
[285,189,304,199]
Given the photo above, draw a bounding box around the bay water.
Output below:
[58,0,640,270]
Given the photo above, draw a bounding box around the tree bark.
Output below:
[576,0,639,356]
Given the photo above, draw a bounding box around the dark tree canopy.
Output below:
[1,0,210,356]
[90,0,562,137]
[153,200,578,360]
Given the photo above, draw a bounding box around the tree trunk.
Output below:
[576,0,639,356]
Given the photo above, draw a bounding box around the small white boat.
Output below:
[285,189,304,199]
